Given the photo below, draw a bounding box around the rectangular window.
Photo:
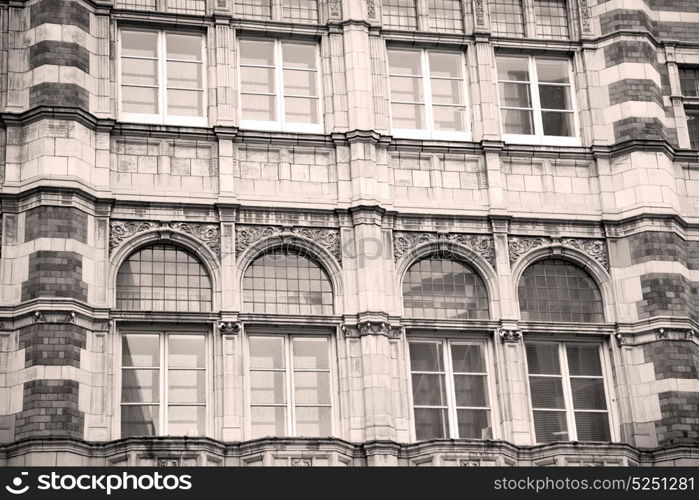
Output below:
[234,0,272,19]
[388,48,468,140]
[526,342,611,443]
[490,0,525,37]
[679,68,699,148]
[427,0,464,33]
[534,0,570,39]
[239,39,322,133]
[680,68,699,97]
[688,112,699,149]
[119,29,206,126]
[248,335,332,438]
[382,0,419,30]
[409,340,493,441]
[121,333,207,437]
[282,0,319,23]
[497,55,578,145]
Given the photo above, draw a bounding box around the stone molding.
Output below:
[392,231,496,267]
[109,220,221,257]
[235,225,342,262]
[498,328,522,343]
[341,321,404,339]
[218,321,243,336]
[508,236,609,270]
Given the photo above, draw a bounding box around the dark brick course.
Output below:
[25,206,88,244]
[637,273,698,321]
[613,117,677,145]
[29,41,89,73]
[643,341,699,380]
[601,9,699,42]
[627,231,687,266]
[604,41,658,70]
[29,82,88,109]
[15,380,83,440]
[21,251,88,302]
[655,391,699,445]
[608,79,664,107]
[645,0,699,12]
[19,323,87,368]
[30,0,90,32]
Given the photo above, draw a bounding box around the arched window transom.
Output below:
[243,249,333,315]
[402,256,489,320]
[116,244,212,312]
[518,259,603,323]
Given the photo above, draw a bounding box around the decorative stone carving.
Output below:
[32,311,45,323]
[560,238,609,270]
[687,329,697,341]
[329,0,342,19]
[578,0,591,34]
[291,458,312,467]
[218,321,242,335]
[498,328,522,343]
[460,460,480,466]
[235,225,342,262]
[64,311,76,323]
[656,328,667,339]
[392,231,496,268]
[472,0,485,28]
[158,458,180,467]
[366,0,376,19]
[508,236,549,266]
[342,322,403,339]
[109,220,221,257]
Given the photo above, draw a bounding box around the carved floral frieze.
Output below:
[393,231,496,268]
[508,236,550,266]
[508,236,609,270]
[341,321,404,339]
[109,220,221,257]
[235,225,342,262]
[560,238,609,270]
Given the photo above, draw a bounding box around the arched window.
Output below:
[116,244,212,312]
[402,256,489,320]
[243,248,333,315]
[518,259,603,322]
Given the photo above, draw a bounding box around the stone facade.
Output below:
[0,0,697,467]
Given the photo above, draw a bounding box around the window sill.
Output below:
[119,113,208,128]
[240,120,324,135]
[503,134,582,147]
[392,129,472,142]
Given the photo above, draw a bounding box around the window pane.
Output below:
[457,409,490,439]
[391,103,425,129]
[283,69,317,96]
[168,406,205,436]
[433,106,465,131]
[390,76,423,102]
[428,0,464,32]
[251,406,286,438]
[282,43,316,69]
[382,0,418,30]
[168,369,206,403]
[451,344,485,373]
[497,56,529,81]
[122,58,157,86]
[295,406,331,436]
[166,34,201,61]
[169,335,205,367]
[541,111,574,136]
[529,377,565,409]
[240,40,275,66]
[499,82,532,108]
[294,371,330,405]
[121,405,158,437]
[570,378,607,410]
[167,61,202,88]
[293,338,328,369]
[566,345,602,376]
[250,337,285,369]
[538,85,571,110]
[122,31,157,58]
[575,412,611,441]
[282,0,319,23]
[122,335,159,367]
[501,109,534,134]
[242,94,276,121]
[537,59,570,84]
[167,89,204,116]
[680,68,699,97]
[526,344,560,374]
[122,86,158,114]
[431,79,462,105]
[388,50,422,76]
[284,97,319,123]
[535,0,570,39]
[533,410,568,442]
[121,369,159,403]
[688,112,699,149]
[414,408,447,440]
[411,373,446,406]
[454,375,488,407]
[241,66,275,93]
[428,52,462,78]
[490,0,525,36]
[250,371,286,404]
[409,342,443,372]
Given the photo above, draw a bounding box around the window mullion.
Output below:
[276,41,285,129]
[160,31,167,124]
[286,335,295,436]
[559,343,577,441]
[422,50,434,136]
[529,56,544,139]
[161,332,167,436]
[443,340,458,439]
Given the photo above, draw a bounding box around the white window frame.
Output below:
[117,28,208,127]
[524,340,615,444]
[244,332,337,439]
[387,47,471,141]
[406,338,498,441]
[116,330,211,438]
[496,54,581,146]
[238,38,323,134]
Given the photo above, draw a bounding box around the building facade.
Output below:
[0,0,698,466]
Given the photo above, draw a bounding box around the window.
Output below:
[427,0,464,33]
[282,0,319,23]
[119,30,206,126]
[234,0,272,19]
[496,55,579,145]
[534,0,570,39]
[248,335,333,438]
[116,244,212,312]
[242,249,333,315]
[490,0,525,37]
[403,256,489,319]
[409,340,493,440]
[526,342,611,443]
[518,258,604,323]
[382,0,418,30]
[239,39,322,133]
[679,68,699,148]
[388,49,469,140]
[120,333,207,437]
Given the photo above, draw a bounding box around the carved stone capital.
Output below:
[218,321,242,336]
[498,328,522,343]
[235,225,342,262]
[393,231,495,268]
[110,220,221,257]
[342,321,403,339]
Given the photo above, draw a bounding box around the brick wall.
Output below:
[613,117,677,145]
[29,0,90,32]
[643,341,699,380]
[14,380,83,440]
[21,251,88,302]
[24,206,88,243]
[29,82,88,109]
[656,391,699,445]
[637,273,698,321]
[608,79,663,107]
[19,323,87,369]
[29,41,89,73]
